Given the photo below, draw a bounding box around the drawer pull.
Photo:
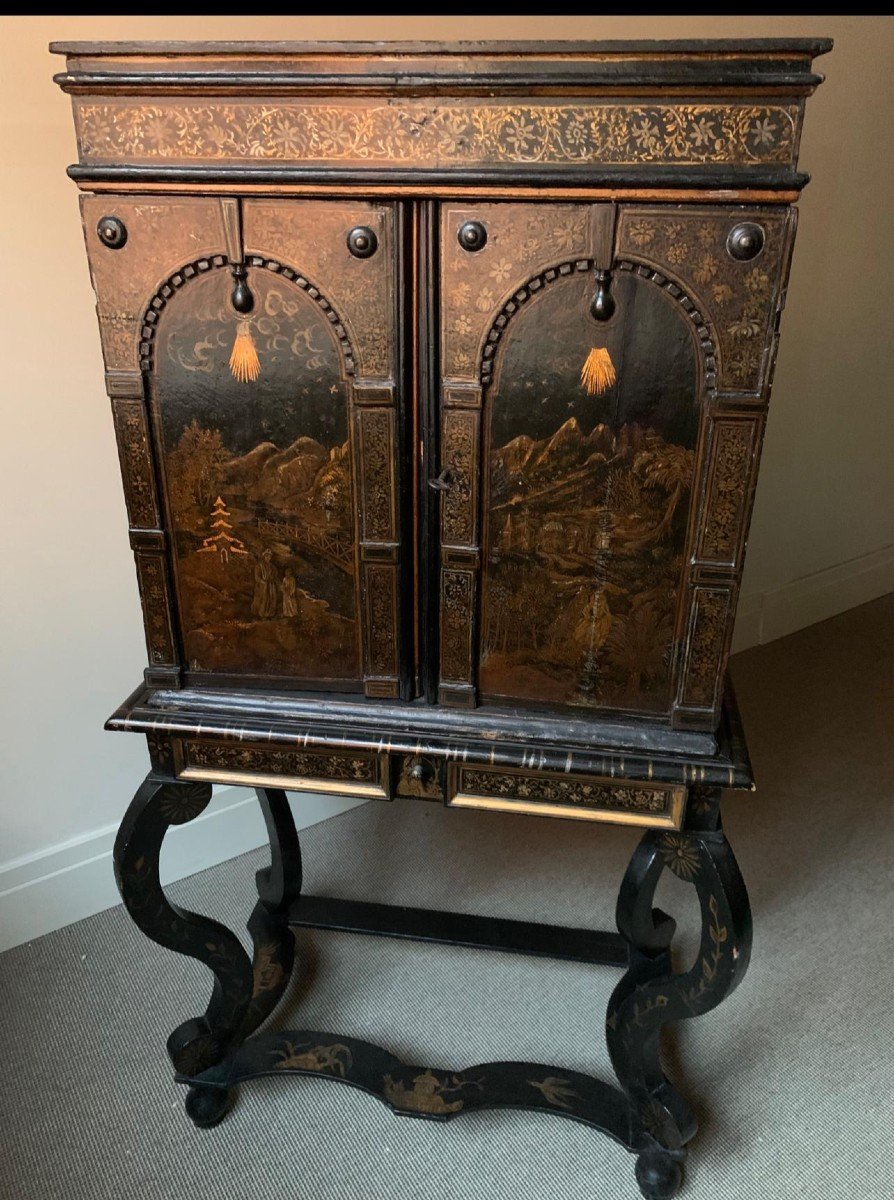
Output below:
[589,268,615,322]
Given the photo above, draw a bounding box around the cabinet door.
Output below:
[438,201,793,726]
[82,195,406,697]
[438,202,701,719]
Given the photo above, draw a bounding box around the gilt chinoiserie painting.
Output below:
[152,265,359,683]
[479,269,699,714]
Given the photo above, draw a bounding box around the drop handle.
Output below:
[428,469,452,492]
[589,269,615,322]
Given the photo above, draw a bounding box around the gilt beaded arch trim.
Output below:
[137,254,357,376]
[478,258,717,391]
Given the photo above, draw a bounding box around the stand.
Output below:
[114,777,751,1200]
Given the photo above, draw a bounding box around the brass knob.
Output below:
[347,226,378,259]
[458,221,487,252]
[97,216,127,250]
[727,222,765,262]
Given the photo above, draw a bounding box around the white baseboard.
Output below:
[733,543,894,653]
[0,788,365,953]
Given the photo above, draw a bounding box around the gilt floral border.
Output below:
[75,100,800,168]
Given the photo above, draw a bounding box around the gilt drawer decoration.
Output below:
[72,99,803,172]
[448,763,686,828]
[175,738,389,799]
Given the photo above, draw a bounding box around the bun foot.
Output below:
[635,1151,683,1199]
[185,1084,231,1129]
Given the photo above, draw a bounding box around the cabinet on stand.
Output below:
[53,37,830,1198]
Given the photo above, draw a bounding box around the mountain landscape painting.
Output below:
[479,270,700,714]
[152,268,360,683]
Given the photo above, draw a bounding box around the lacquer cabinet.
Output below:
[54,38,830,1199]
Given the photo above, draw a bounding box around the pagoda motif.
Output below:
[197,496,248,564]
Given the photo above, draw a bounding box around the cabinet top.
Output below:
[50,38,833,54]
[52,37,832,92]
[53,38,831,193]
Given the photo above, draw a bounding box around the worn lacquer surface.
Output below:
[152,265,360,682]
[478,268,699,715]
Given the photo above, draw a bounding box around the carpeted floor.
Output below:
[1,596,892,1200]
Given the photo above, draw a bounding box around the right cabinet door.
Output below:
[437,201,793,726]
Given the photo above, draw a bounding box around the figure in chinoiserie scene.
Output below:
[281,569,299,618]
[577,589,614,652]
[251,549,279,619]
[552,585,614,665]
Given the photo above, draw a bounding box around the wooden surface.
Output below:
[58,37,826,814]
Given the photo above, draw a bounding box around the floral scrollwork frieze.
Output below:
[77,101,800,168]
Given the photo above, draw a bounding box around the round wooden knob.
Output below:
[408,758,434,784]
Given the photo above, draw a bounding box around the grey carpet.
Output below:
[1,595,892,1200]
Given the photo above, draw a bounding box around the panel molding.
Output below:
[479,257,717,386]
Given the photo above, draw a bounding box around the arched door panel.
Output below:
[437,201,710,720]
[151,264,359,685]
[479,268,699,715]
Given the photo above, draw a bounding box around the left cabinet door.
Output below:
[83,195,407,697]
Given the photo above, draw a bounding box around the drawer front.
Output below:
[447,763,685,829]
[175,738,389,798]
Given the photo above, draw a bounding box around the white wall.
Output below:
[1,15,892,950]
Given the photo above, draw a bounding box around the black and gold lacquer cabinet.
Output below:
[54,39,830,1198]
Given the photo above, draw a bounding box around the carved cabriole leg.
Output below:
[113,775,256,1127]
[607,787,753,1200]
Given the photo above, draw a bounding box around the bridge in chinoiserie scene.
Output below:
[255,516,354,572]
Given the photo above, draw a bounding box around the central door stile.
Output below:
[435,203,482,709]
[394,199,416,703]
[417,200,443,705]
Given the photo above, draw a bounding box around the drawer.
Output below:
[446,762,685,829]
[174,738,389,799]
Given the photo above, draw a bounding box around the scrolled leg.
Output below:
[237,787,302,1041]
[607,788,752,1198]
[114,774,256,1126]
